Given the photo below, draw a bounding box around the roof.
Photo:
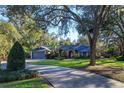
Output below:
[59,45,78,50]
[32,46,51,51]
[59,44,90,52]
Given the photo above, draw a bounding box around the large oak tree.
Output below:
[39,5,112,65]
[5,5,112,65]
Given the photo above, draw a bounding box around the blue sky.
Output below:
[48,27,79,42]
[0,15,8,21]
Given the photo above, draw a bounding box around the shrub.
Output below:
[6,74,18,82]
[25,52,31,58]
[116,56,124,61]
[74,56,89,59]
[7,41,25,71]
[54,56,65,60]
[46,51,59,59]
[0,69,38,83]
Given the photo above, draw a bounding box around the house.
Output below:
[59,44,90,58]
[30,46,51,59]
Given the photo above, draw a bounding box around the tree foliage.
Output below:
[1,5,124,64]
[36,5,112,65]
[100,6,124,58]
[0,21,21,60]
[0,6,60,59]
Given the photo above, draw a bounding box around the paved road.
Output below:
[26,64,124,88]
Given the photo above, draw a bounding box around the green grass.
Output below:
[30,59,89,68]
[30,58,124,68]
[0,78,49,88]
[96,58,124,68]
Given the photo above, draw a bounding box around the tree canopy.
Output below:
[1,5,124,65]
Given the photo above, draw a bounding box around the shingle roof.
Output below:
[60,45,90,52]
[32,46,51,51]
[59,45,78,50]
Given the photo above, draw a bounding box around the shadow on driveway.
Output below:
[27,64,124,88]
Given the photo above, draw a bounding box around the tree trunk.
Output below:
[89,38,97,66]
[119,45,123,56]
[87,28,99,66]
[121,41,124,57]
[119,38,124,57]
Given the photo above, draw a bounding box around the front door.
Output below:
[68,50,73,58]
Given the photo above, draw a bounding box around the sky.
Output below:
[48,27,79,42]
[0,14,9,22]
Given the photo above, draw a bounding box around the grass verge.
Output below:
[30,58,124,68]
[0,78,50,88]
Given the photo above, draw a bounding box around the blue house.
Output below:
[31,46,51,59]
[59,45,90,58]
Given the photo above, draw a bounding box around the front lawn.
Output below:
[0,78,49,88]
[30,58,124,68]
[30,59,89,68]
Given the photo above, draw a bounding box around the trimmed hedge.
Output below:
[7,41,25,71]
[0,69,39,83]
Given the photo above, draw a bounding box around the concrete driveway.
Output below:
[26,64,124,88]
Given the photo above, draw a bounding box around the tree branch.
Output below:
[63,5,86,27]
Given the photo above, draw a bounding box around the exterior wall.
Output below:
[59,45,90,58]
[60,50,89,58]
[80,52,89,57]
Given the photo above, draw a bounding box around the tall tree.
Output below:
[5,5,112,65]
[102,6,124,57]
[39,5,112,65]
[111,6,124,57]
[0,21,21,59]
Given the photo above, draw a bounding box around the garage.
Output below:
[32,50,46,59]
[31,46,51,59]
